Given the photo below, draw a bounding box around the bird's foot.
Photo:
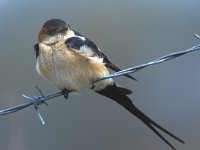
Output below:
[62,89,72,99]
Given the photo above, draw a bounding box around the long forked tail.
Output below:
[96,84,185,150]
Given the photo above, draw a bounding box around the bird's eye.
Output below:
[46,26,58,35]
[46,26,68,36]
[58,26,68,33]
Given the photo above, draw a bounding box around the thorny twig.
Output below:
[0,35,200,125]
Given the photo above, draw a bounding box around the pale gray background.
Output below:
[0,0,200,150]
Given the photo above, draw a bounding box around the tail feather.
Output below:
[96,84,184,150]
[116,84,132,95]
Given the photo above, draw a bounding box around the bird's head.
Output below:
[38,19,70,44]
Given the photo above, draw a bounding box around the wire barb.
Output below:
[194,34,200,40]
[22,93,46,125]
[0,86,63,125]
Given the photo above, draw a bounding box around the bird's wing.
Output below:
[96,84,184,150]
[64,31,137,81]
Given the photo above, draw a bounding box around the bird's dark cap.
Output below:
[43,19,67,28]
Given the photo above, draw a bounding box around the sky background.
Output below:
[0,0,200,150]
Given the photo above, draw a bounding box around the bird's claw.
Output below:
[62,89,72,99]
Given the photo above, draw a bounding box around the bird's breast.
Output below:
[36,43,113,91]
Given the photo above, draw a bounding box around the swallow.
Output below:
[34,19,184,150]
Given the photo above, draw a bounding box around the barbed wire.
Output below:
[0,34,200,125]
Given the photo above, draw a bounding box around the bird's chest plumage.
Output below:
[36,43,113,91]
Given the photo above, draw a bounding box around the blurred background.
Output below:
[0,0,200,150]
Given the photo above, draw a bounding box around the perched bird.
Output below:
[34,19,184,149]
